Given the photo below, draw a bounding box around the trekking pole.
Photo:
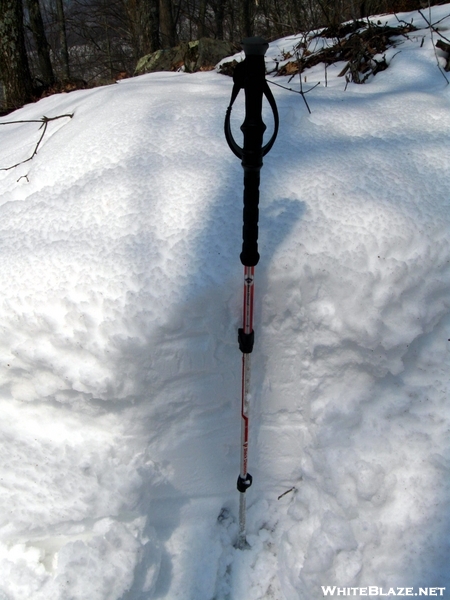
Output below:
[224,36,279,550]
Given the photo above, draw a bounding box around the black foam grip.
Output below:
[240,166,260,266]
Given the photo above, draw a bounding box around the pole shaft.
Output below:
[238,266,254,548]
[224,37,278,551]
[238,489,247,549]
[240,352,251,478]
[240,266,254,481]
[236,46,266,550]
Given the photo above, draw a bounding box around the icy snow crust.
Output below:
[0,5,449,599]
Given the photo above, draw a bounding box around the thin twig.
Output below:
[418,5,450,83]
[418,8,450,44]
[0,114,73,126]
[0,114,73,171]
[393,13,412,28]
[278,486,296,500]
[266,78,319,114]
[418,8,450,40]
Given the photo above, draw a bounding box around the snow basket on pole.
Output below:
[224,36,279,550]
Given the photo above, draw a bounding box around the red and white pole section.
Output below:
[238,265,255,548]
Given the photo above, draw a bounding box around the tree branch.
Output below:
[418,6,450,84]
[266,77,319,114]
[0,114,73,171]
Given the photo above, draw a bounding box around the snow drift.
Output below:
[0,5,449,599]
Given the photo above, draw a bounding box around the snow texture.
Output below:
[0,5,449,599]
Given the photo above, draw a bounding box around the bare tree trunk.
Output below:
[126,0,139,60]
[136,0,152,55]
[228,0,236,42]
[242,0,253,38]
[26,0,55,86]
[291,0,306,31]
[139,0,160,54]
[213,0,225,40]
[159,0,177,48]
[55,0,70,80]
[104,15,114,79]
[198,0,207,37]
[149,0,160,52]
[0,0,34,109]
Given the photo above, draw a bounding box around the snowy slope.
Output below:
[0,5,449,599]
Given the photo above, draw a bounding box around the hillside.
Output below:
[0,5,449,599]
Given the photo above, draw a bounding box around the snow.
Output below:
[0,5,449,599]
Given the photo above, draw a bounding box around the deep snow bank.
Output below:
[0,5,449,599]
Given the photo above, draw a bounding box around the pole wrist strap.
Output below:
[224,71,279,160]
